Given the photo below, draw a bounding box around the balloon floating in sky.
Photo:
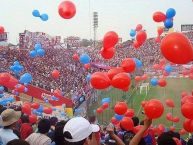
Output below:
[103,31,119,49]
[29,43,46,58]
[40,14,49,21]
[153,11,166,22]
[161,32,193,64]
[79,54,91,64]
[19,73,33,84]
[32,10,40,17]
[166,8,176,19]
[58,1,76,19]
[32,9,49,21]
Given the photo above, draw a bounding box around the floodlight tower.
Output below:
[93,12,98,49]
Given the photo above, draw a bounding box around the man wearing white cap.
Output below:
[0,109,21,145]
[63,117,100,145]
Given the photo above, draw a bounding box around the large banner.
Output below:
[25,85,73,107]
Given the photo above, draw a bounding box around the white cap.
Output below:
[63,117,100,142]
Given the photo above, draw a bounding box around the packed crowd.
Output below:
[0,107,193,145]
[0,31,193,99]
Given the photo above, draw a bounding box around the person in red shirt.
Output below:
[20,115,33,140]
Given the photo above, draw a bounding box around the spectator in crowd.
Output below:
[20,115,33,140]
[7,139,30,145]
[63,117,100,145]
[25,119,51,145]
[0,109,21,145]
[47,117,58,142]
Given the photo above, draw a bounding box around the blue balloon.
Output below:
[166,8,176,18]
[115,114,124,121]
[37,49,45,57]
[32,10,40,17]
[101,98,110,104]
[32,109,37,115]
[80,54,91,64]
[130,29,136,37]
[165,65,173,73]
[20,73,33,84]
[0,86,4,91]
[150,78,158,86]
[86,74,91,81]
[134,58,143,68]
[40,14,49,21]
[37,105,44,113]
[29,50,37,58]
[164,19,173,29]
[35,43,42,51]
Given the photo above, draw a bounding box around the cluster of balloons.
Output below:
[12,84,28,96]
[0,25,5,34]
[101,31,119,59]
[134,74,148,82]
[10,61,24,75]
[96,98,110,114]
[161,32,193,64]
[0,97,15,106]
[132,24,147,49]
[58,1,76,19]
[111,102,135,131]
[150,78,167,87]
[153,8,176,29]
[29,43,45,58]
[32,10,49,21]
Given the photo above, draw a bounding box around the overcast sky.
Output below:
[0,0,193,44]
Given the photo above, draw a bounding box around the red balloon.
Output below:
[158,79,167,87]
[161,32,193,64]
[111,73,131,89]
[135,24,143,31]
[157,27,164,36]
[172,117,180,123]
[183,119,193,132]
[192,90,193,96]
[153,11,166,22]
[181,103,193,119]
[102,103,109,109]
[121,58,136,73]
[90,72,111,90]
[100,47,115,59]
[0,73,10,84]
[0,26,5,34]
[43,107,52,114]
[163,71,169,76]
[120,117,134,131]
[190,66,193,73]
[52,70,60,79]
[166,113,173,121]
[133,40,142,49]
[179,128,187,135]
[72,53,79,61]
[170,126,176,132]
[159,58,166,66]
[31,103,40,109]
[144,99,164,119]
[58,1,76,19]
[165,99,175,108]
[135,76,141,82]
[153,64,161,70]
[103,31,119,49]
[107,67,124,80]
[114,102,128,115]
[136,30,147,44]
[125,109,135,118]
[181,96,193,105]
[181,91,188,98]
[29,115,37,124]
[16,84,25,93]
[155,36,161,43]
[158,124,165,133]
[111,117,119,125]
[141,101,147,108]
[141,74,148,80]
[84,64,91,70]
[22,104,31,115]
[182,69,190,76]
[96,107,103,114]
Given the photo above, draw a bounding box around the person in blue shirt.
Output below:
[0,109,21,145]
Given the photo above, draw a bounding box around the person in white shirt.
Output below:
[0,109,21,145]
[25,118,51,145]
